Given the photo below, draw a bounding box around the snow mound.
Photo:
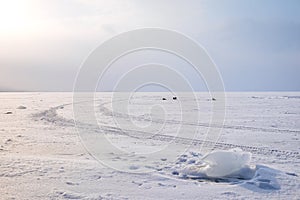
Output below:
[245,166,281,190]
[181,148,254,179]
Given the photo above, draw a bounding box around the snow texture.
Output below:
[0,92,299,199]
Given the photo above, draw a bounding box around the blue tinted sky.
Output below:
[0,0,299,91]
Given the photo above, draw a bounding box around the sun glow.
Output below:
[0,0,35,36]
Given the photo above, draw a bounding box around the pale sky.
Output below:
[0,0,299,91]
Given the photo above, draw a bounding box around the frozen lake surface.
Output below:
[0,92,299,199]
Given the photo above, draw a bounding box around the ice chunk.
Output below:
[182,148,253,178]
[202,148,251,177]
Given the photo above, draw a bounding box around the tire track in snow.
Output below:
[31,99,300,160]
[98,101,300,134]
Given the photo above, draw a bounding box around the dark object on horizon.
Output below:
[4,111,13,114]
[162,98,167,100]
[172,171,179,175]
[212,98,216,101]
[173,97,177,100]
[17,105,27,109]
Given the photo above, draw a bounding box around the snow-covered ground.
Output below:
[0,92,299,199]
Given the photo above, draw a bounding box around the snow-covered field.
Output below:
[0,92,299,199]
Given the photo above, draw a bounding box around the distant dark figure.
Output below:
[162,98,167,100]
[212,98,216,101]
[173,97,177,100]
[4,111,13,114]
